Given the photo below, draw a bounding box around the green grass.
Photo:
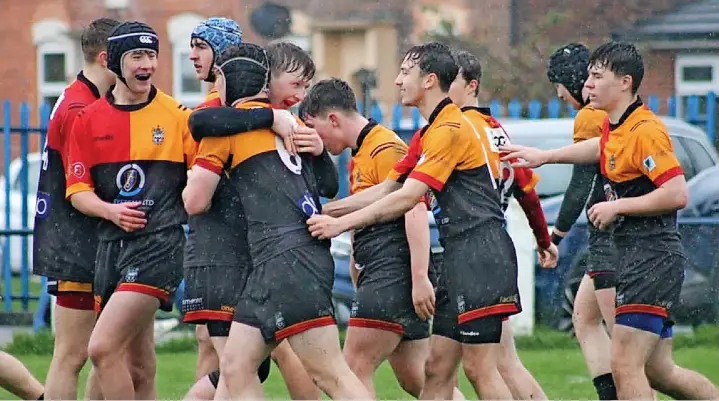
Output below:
[1,347,718,400]
[1,275,42,313]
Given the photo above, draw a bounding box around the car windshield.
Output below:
[508,137,573,198]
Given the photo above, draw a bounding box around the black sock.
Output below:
[593,373,618,400]
[37,394,44,400]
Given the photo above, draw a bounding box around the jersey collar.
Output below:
[460,105,492,116]
[609,96,644,131]
[106,85,158,112]
[353,119,379,156]
[77,71,101,99]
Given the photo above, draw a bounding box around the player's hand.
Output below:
[272,109,298,155]
[588,201,619,231]
[321,200,344,218]
[105,201,146,232]
[307,214,345,240]
[499,144,549,168]
[412,275,436,321]
[537,243,559,268]
[293,127,324,156]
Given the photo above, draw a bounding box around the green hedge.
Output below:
[5,325,719,355]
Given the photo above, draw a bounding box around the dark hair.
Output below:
[302,78,358,118]
[265,41,315,81]
[81,18,122,62]
[452,49,482,96]
[402,42,458,92]
[588,41,644,95]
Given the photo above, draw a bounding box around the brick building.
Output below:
[2,0,719,165]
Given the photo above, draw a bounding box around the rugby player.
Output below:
[32,17,120,401]
[308,42,521,399]
[546,42,618,400]
[178,17,276,398]
[301,77,442,398]
[184,43,368,400]
[418,48,554,400]
[65,21,196,399]
[183,40,328,401]
[501,41,719,400]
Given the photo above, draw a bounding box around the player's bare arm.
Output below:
[404,201,435,320]
[500,137,600,168]
[183,166,221,215]
[323,179,402,217]
[308,178,427,239]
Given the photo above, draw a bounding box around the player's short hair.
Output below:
[402,42,458,92]
[302,78,358,118]
[453,49,482,96]
[81,18,122,63]
[265,41,315,81]
[589,41,644,95]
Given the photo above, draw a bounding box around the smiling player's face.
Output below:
[122,50,157,94]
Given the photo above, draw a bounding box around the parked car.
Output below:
[500,117,719,330]
[0,152,40,274]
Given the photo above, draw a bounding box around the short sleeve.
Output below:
[573,107,604,143]
[408,125,466,191]
[388,129,422,182]
[65,111,95,199]
[194,137,231,175]
[631,123,684,186]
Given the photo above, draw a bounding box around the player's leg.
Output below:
[126,319,157,400]
[271,340,321,400]
[573,275,616,400]
[44,285,96,400]
[459,316,513,400]
[0,351,44,400]
[83,368,102,400]
[644,330,719,400]
[387,338,429,397]
[195,325,219,379]
[217,322,273,400]
[286,325,370,399]
[497,318,547,400]
[420,334,463,400]
[343,325,403,397]
[611,320,661,399]
[421,273,464,400]
[87,291,159,399]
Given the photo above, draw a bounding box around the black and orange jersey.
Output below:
[349,120,410,267]
[185,90,250,268]
[194,99,323,266]
[66,86,196,241]
[460,107,540,214]
[601,99,684,238]
[388,98,505,240]
[33,72,101,277]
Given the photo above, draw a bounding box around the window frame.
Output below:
[675,54,719,117]
[33,19,76,110]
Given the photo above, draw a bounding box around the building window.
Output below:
[675,55,719,117]
[167,13,208,108]
[32,19,76,110]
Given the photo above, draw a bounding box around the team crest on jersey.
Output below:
[125,267,139,283]
[151,126,164,145]
[643,155,656,172]
[609,154,616,170]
